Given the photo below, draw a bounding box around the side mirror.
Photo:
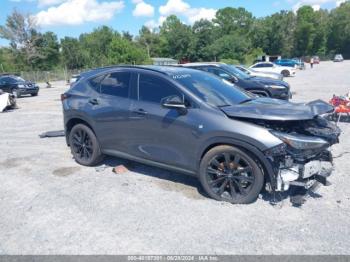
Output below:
[161,95,188,114]
[230,76,238,83]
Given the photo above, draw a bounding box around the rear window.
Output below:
[99,72,131,98]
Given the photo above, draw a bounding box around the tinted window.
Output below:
[173,71,252,107]
[265,63,273,67]
[88,75,104,91]
[138,74,181,103]
[206,67,231,80]
[100,72,131,98]
[253,64,263,68]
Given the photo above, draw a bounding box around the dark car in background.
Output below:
[62,65,340,204]
[181,63,291,100]
[0,75,39,98]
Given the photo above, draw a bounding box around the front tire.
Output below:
[281,70,290,77]
[199,145,264,204]
[69,124,103,166]
[31,92,38,96]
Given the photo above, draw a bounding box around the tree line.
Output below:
[0,2,350,72]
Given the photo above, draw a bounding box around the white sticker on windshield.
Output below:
[172,74,191,79]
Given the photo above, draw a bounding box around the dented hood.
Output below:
[221,98,334,121]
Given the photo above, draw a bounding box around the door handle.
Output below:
[132,108,148,116]
[88,98,99,105]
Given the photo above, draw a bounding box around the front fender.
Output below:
[196,137,277,190]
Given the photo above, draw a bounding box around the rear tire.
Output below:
[199,145,264,204]
[69,124,104,166]
[281,70,290,77]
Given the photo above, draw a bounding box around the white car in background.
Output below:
[250,62,296,77]
[235,65,283,80]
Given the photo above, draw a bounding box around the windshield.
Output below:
[172,71,253,107]
[224,65,251,80]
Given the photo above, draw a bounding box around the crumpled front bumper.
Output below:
[276,155,333,191]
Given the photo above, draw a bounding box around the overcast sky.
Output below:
[0,0,347,45]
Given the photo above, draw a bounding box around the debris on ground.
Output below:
[39,130,65,138]
[112,165,129,174]
[95,164,108,172]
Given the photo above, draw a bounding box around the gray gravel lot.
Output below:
[1,61,350,255]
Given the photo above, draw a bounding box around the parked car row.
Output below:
[181,63,291,100]
[62,65,340,205]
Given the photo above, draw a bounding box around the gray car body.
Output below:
[62,66,332,186]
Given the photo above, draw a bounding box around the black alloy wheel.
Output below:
[199,145,264,204]
[69,124,103,166]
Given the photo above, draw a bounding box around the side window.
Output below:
[88,75,104,92]
[138,74,182,104]
[207,68,231,80]
[100,72,131,98]
[253,64,262,68]
[264,63,273,68]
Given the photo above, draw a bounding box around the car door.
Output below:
[127,71,199,170]
[88,70,134,153]
[260,63,275,73]
[251,63,265,72]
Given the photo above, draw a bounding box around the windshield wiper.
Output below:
[218,104,231,108]
[239,98,254,104]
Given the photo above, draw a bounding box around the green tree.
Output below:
[294,6,316,56]
[213,7,254,35]
[32,31,60,70]
[159,15,193,60]
[0,9,41,69]
[136,26,162,58]
[61,37,85,69]
[79,26,117,67]
[252,11,296,57]
[327,1,350,58]
[189,19,217,61]
[107,36,149,65]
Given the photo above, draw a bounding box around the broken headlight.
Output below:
[270,131,329,150]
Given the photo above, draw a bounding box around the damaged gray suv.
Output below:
[62,66,340,204]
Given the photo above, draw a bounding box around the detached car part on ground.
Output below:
[62,66,340,204]
[0,75,39,98]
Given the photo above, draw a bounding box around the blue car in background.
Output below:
[274,59,298,69]
[292,58,306,70]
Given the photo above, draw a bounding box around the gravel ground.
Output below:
[0,61,350,255]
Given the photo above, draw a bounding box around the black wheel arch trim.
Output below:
[197,137,277,190]
[64,114,99,146]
